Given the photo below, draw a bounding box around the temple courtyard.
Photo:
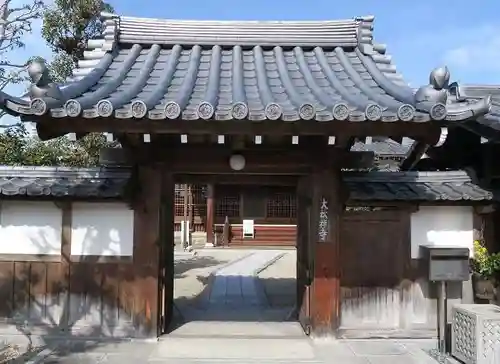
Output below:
[10,247,443,363]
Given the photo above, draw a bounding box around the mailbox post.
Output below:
[420,246,470,354]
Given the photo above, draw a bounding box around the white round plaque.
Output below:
[229,154,246,171]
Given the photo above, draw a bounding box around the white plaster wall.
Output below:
[0,201,62,255]
[411,206,473,259]
[71,202,134,257]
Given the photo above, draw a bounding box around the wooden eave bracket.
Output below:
[400,127,448,171]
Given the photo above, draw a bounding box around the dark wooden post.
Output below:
[182,184,188,249]
[206,184,215,246]
[309,168,343,336]
[187,184,193,247]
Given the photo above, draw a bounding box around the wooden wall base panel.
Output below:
[338,210,467,337]
[0,166,162,339]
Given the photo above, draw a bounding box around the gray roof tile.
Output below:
[0,166,128,198]
[0,14,491,123]
[344,170,494,201]
[0,166,493,202]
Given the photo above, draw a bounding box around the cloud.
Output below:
[442,25,500,73]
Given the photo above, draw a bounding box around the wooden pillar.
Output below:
[187,184,194,246]
[206,184,215,246]
[182,184,188,248]
[60,202,72,332]
[309,168,343,336]
[133,165,163,337]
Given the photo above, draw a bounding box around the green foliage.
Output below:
[0,124,28,164]
[46,52,74,83]
[0,1,45,90]
[472,240,500,279]
[41,0,114,81]
[0,124,117,167]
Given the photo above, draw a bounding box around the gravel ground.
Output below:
[257,250,297,308]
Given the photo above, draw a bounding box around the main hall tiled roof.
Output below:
[456,85,500,132]
[0,13,491,123]
[0,166,493,202]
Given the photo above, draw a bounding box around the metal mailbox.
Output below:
[420,246,470,282]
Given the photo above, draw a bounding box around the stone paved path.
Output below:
[207,250,284,307]
[176,250,291,326]
[40,338,441,363]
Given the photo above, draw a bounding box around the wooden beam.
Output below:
[35,117,442,142]
[334,135,356,151]
[98,146,375,173]
[461,120,500,141]
[176,174,298,185]
[400,142,429,171]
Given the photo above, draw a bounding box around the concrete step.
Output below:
[152,336,315,361]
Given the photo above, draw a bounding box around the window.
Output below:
[191,184,207,218]
[216,188,240,218]
[174,184,185,217]
[266,188,296,218]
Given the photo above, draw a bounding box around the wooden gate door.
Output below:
[158,172,175,335]
[296,178,312,334]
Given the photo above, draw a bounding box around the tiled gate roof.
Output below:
[0,166,493,202]
[0,14,491,124]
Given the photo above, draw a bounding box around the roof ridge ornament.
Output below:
[27,61,64,116]
[415,66,492,120]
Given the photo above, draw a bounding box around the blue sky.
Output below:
[3,0,500,126]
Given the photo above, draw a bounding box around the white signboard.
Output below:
[242,219,254,239]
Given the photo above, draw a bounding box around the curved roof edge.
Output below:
[453,85,500,131]
[0,166,492,202]
[0,13,492,125]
